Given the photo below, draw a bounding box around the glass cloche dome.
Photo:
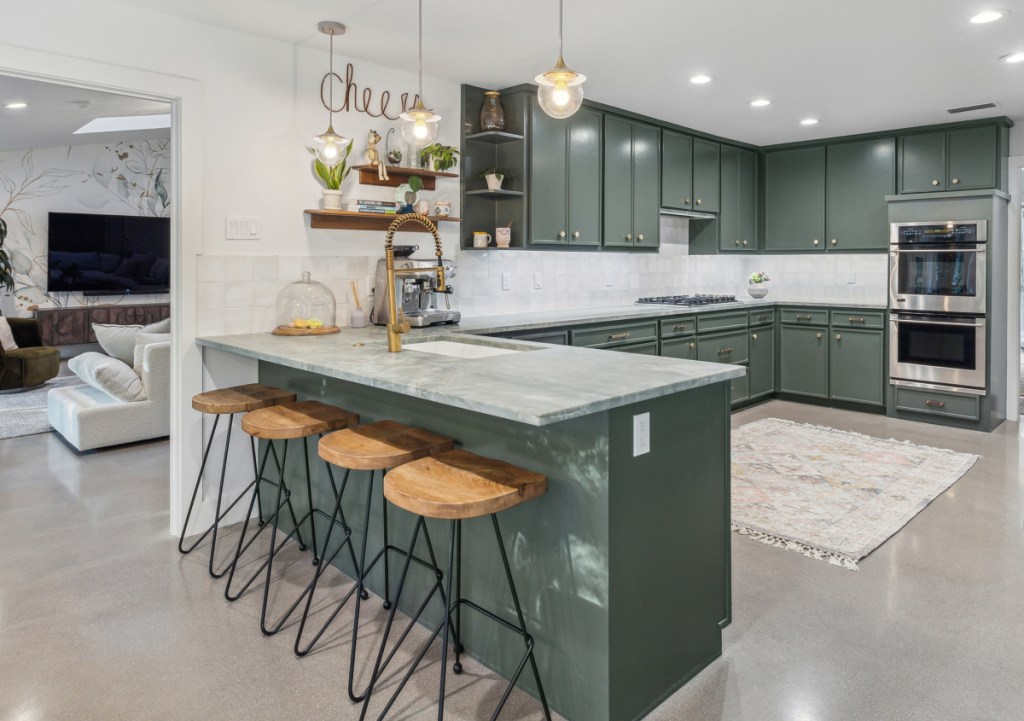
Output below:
[273,271,339,335]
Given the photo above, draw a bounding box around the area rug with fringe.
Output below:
[731,418,979,570]
[0,375,82,440]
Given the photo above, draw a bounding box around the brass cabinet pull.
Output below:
[673,323,691,332]
[849,317,866,324]
[734,239,741,246]
[931,179,940,186]
[925,399,946,408]
[558,230,566,238]
[637,234,644,242]
[572,231,580,238]
[796,314,812,321]
[625,233,633,241]
[742,239,749,246]
[812,239,820,246]
[696,198,703,205]
[608,332,631,341]
[751,333,758,341]
[758,314,770,321]
[951,178,960,185]
[688,342,696,350]
[835,333,842,341]
[816,332,823,339]
[717,347,734,355]
[831,238,838,246]
[684,198,692,205]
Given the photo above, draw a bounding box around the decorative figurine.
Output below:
[366,129,389,182]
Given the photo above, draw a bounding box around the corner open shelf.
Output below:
[465,131,525,145]
[465,189,524,198]
[351,164,458,190]
[305,210,461,232]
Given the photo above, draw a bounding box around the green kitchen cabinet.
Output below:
[529,104,602,246]
[661,130,693,210]
[604,115,660,248]
[719,145,757,252]
[764,146,826,252]
[829,328,884,406]
[660,336,698,360]
[899,131,946,194]
[747,325,775,399]
[825,138,895,251]
[692,138,721,213]
[779,324,829,398]
[899,125,999,193]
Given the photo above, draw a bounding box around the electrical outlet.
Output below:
[633,412,651,457]
[847,271,857,284]
[225,215,260,240]
[534,272,543,290]
[501,272,512,291]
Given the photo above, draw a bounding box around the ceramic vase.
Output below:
[322,189,344,210]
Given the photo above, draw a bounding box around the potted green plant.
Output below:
[479,167,514,191]
[419,143,460,172]
[307,139,354,210]
[396,175,425,213]
[0,218,14,296]
[748,270,771,299]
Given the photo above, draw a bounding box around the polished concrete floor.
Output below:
[1,400,1022,721]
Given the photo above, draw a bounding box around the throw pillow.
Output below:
[92,323,143,365]
[69,351,147,403]
[0,317,18,352]
[133,331,171,371]
[142,317,171,334]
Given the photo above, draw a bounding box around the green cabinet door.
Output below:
[900,131,946,193]
[748,326,775,398]
[826,138,895,251]
[692,137,721,213]
[529,105,569,245]
[947,125,998,190]
[603,115,635,248]
[632,122,661,248]
[764,146,826,252]
[779,324,828,398]
[829,328,884,405]
[660,336,698,360]
[567,107,603,246]
[736,148,757,250]
[718,145,739,251]
[661,130,693,210]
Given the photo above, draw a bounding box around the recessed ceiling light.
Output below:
[74,113,172,134]
[689,74,714,85]
[4,102,27,109]
[1001,51,1024,63]
[750,99,771,108]
[800,118,819,126]
[971,9,1007,23]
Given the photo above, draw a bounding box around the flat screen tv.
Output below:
[47,211,170,295]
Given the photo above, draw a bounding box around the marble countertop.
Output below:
[197,329,745,427]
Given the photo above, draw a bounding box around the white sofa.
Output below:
[48,341,170,451]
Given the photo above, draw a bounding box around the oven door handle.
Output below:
[890,317,985,327]
[889,247,985,254]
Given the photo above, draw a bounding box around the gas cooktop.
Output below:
[636,294,738,307]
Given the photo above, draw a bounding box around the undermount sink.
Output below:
[404,337,531,359]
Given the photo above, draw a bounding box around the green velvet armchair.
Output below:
[0,318,60,391]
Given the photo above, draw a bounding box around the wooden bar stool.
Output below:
[223,399,359,638]
[309,421,455,695]
[179,383,296,578]
[362,449,551,721]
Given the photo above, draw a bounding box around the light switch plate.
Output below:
[633,412,651,457]
[534,272,543,290]
[501,272,512,291]
[226,215,260,240]
[846,271,857,284]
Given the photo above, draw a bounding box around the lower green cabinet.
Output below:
[660,336,698,360]
[748,326,775,399]
[829,328,884,405]
[730,367,749,404]
[779,324,829,398]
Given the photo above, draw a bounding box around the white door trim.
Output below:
[1007,155,1023,422]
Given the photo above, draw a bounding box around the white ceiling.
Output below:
[0,75,170,152]
[110,0,1024,146]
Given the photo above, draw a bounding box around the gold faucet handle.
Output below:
[389,320,411,335]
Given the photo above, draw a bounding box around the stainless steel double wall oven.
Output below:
[889,220,988,392]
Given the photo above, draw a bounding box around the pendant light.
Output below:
[535,0,586,119]
[400,0,441,146]
[313,21,349,167]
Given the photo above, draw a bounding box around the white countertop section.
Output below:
[196,329,745,427]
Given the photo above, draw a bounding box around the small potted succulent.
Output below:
[748,270,771,299]
[419,143,460,172]
[479,167,514,191]
[396,175,424,213]
[307,139,355,210]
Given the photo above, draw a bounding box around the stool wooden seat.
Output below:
[192,383,296,415]
[318,420,455,471]
[384,449,547,520]
[242,400,359,440]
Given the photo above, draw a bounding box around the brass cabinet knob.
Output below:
[735,239,741,246]
[626,233,633,241]
[558,230,566,238]
[696,198,703,205]
[951,178,960,185]
[688,342,696,350]
[742,239,749,246]
[835,333,842,341]
[752,333,758,341]
[932,179,940,186]
[816,332,823,339]
[685,198,692,205]
[812,239,820,246]
[572,231,580,238]
[637,234,644,241]
[831,238,838,246]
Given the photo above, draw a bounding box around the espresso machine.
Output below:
[370,256,461,327]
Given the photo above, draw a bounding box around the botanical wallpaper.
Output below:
[0,138,171,317]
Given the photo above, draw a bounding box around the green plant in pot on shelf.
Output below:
[307,139,354,210]
[0,218,14,296]
[419,143,460,172]
[748,270,771,299]
[396,175,424,214]
[479,167,514,191]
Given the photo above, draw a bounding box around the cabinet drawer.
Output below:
[617,340,659,356]
[511,329,569,345]
[660,336,698,360]
[660,316,696,338]
[894,385,981,421]
[830,310,885,330]
[571,321,658,349]
[697,311,748,334]
[748,308,776,327]
[780,307,829,326]
[697,330,749,364]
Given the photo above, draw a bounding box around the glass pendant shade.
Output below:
[536,57,586,119]
[400,99,441,147]
[313,122,347,167]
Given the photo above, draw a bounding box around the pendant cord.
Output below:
[328,31,334,122]
[559,0,564,58]
[418,0,424,98]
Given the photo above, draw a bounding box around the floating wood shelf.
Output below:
[305,210,462,232]
[352,164,458,190]
[465,189,524,198]
[465,131,525,145]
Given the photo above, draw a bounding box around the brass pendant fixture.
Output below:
[314,20,349,167]
[535,0,586,119]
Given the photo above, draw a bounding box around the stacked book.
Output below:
[354,199,397,215]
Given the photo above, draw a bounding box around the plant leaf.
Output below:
[20,150,33,178]
[0,171,15,194]
[12,208,34,237]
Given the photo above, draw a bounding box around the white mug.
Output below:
[495,227,512,248]
[473,232,491,248]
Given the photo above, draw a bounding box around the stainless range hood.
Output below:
[659,207,716,221]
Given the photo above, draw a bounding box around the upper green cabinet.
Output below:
[719,146,757,252]
[899,124,1000,193]
[604,115,660,249]
[661,130,720,213]
[764,146,826,252]
[825,138,895,251]
[529,104,602,246]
